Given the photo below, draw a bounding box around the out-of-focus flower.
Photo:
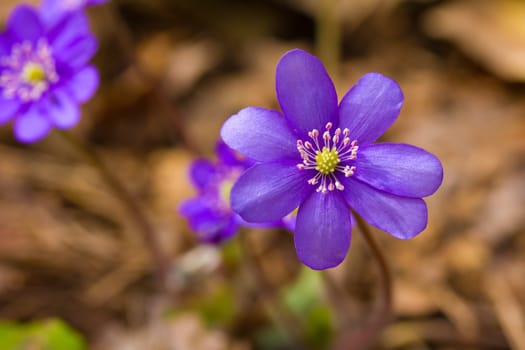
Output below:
[0,5,99,143]
[180,142,293,244]
[40,0,109,25]
[179,142,254,244]
[221,49,443,270]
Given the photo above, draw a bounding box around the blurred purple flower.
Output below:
[0,5,99,143]
[221,49,443,269]
[40,0,109,25]
[179,142,259,244]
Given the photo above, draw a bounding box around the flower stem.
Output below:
[355,212,392,316]
[334,212,393,349]
[57,130,170,288]
[315,0,342,80]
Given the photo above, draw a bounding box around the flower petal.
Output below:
[276,49,338,137]
[179,198,238,243]
[0,96,20,125]
[40,0,66,26]
[221,107,298,162]
[13,108,52,143]
[342,177,428,239]
[0,33,10,55]
[354,143,443,198]
[54,35,98,70]
[48,10,91,49]
[45,90,81,129]
[215,140,252,168]
[7,5,43,42]
[41,0,107,20]
[339,73,403,145]
[231,161,312,222]
[295,191,351,270]
[66,65,99,103]
[189,159,219,191]
[41,0,86,17]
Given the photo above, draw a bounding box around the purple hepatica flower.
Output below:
[0,5,98,143]
[180,142,260,244]
[221,49,443,270]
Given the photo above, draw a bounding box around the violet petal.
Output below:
[215,140,252,168]
[179,198,238,243]
[342,177,428,239]
[231,161,312,222]
[0,96,20,125]
[339,73,403,145]
[221,107,298,162]
[13,107,52,143]
[0,34,10,56]
[276,49,338,137]
[48,10,90,48]
[295,191,351,270]
[54,34,97,70]
[66,65,99,103]
[7,5,43,42]
[46,90,81,129]
[354,143,443,198]
[189,159,219,191]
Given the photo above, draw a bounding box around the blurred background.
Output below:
[0,0,524,349]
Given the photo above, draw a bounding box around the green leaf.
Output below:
[304,305,334,349]
[0,318,86,350]
[282,267,323,314]
[193,285,236,326]
[280,268,335,349]
[0,322,25,349]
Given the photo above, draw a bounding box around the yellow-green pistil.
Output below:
[218,178,236,209]
[22,63,47,84]
[315,147,340,174]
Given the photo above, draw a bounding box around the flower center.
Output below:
[22,63,46,83]
[315,147,339,174]
[0,39,59,102]
[218,178,234,206]
[296,122,358,194]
